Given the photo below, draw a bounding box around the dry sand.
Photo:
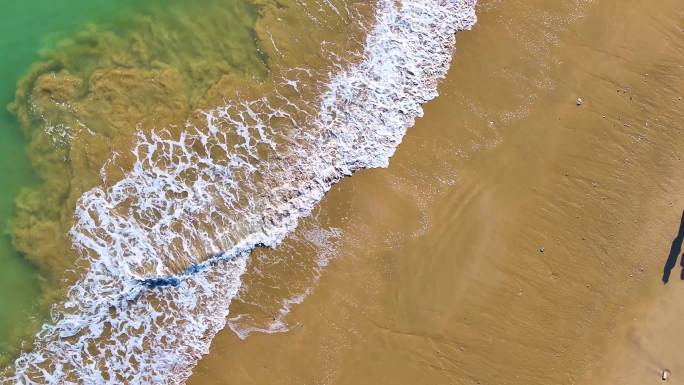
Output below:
[189,0,684,384]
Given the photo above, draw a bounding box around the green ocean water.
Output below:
[0,0,145,359]
[0,0,266,364]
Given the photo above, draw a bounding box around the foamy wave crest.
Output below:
[4,1,476,383]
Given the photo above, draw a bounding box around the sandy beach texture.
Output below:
[188,0,684,384]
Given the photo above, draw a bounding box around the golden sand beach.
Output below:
[189,0,684,384]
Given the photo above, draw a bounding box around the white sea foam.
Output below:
[226,225,342,339]
[4,1,476,383]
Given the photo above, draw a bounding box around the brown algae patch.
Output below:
[9,0,266,280]
[4,0,263,364]
[3,0,374,366]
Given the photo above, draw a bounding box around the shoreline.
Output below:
[190,0,684,384]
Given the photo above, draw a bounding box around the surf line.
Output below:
[135,243,270,290]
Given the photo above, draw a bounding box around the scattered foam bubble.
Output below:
[227,224,342,339]
[3,1,477,383]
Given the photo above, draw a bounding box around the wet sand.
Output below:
[190,0,684,384]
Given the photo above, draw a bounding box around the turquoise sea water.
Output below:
[0,0,140,358]
[0,0,265,363]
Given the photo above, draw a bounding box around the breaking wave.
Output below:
[4,0,476,383]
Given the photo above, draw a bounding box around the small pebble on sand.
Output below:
[576,97,583,106]
[662,369,671,381]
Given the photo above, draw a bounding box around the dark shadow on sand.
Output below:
[662,210,684,283]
